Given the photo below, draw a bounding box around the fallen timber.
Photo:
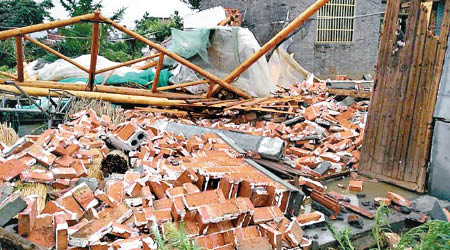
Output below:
[0,0,331,105]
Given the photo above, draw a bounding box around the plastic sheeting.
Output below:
[59,68,170,88]
[268,48,313,88]
[167,28,211,65]
[183,6,227,29]
[171,27,277,97]
[26,55,144,81]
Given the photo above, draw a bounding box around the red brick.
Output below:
[56,194,84,221]
[26,214,56,248]
[20,170,54,184]
[71,183,98,211]
[285,220,304,247]
[18,195,38,236]
[374,197,392,206]
[304,105,320,121]
[348,180,363,192]
[141,186,153,208]
[297,211,323,224]
[53,179,71,189]
[259,224,282,249]
[153,198,172,211]
[252,206,284,224]
[149,178,167,199]
[65,144,80,156]
[183,189,226,211]
[71,160,88,178]
[298,176,325,191]
[26,143,56,167]
[174,168,198,186]
[95,190,117,208]
[183,182,200,194]
[52,167,77,179]
[54,155,75,168]
[54,212,68,250]
[195,233,225,250]
[387,192,411,207]
[106,180,124,203]
[110,222,136,239]
[0,158,32,181]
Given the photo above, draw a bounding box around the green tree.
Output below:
[49,0,135,62]
[59,0,102,17]
[135,11,183,42]
[0,0,54,67]
[180,0,202,10]
[0,0,54,30]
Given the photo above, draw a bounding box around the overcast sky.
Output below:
[48,0,194,28]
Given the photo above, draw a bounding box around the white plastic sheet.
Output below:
[171,27,277,97]
[183,6,227,29]
[268,48,313,88]
[26,55,143,81]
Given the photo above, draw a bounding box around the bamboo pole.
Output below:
[95,53,160,74]
[0,85,185,106]
[225,0,329,82]
[1,79,206,99]
[151,52,165,92]
[157,79,209,91]
[136,61,158,70]
[208,0,330,97]
[23,35,90,73]
[0,13,95,40]
[0,71,18,80]
[98,14,252,99]
[88,11,100,91]
[218,16,232,26]
[15,36,24,82]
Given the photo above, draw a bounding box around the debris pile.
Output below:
[159,81,368,180]
[0,80,378,249]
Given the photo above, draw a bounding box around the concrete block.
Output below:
[0,193,27,226]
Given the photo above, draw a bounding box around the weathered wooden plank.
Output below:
[395,3,431,181]
[409,34,439,185]
[405,32,438,182]
[369,0,402,176]
[327,89,371,99]
[360,0,401,173]
[389,0,421,179]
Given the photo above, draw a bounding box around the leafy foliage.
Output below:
[396,220,450,250]
[51,0,134,63]
[180,0,202,10]
[328,222,355,250]
[0,0,54,67]
[371,202,391,250]
[152,223,200,250]
[59,0,102,17]
[0,0,54,30]
[135,11,183,42]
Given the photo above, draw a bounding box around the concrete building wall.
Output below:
[201,0,383,79]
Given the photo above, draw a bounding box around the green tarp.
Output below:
[59,68,171,89]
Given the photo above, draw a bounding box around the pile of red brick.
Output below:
[0,108,321,249]
[153,81,369,179]
[0,82,368,249]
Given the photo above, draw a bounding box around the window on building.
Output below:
[317,0,355,43]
